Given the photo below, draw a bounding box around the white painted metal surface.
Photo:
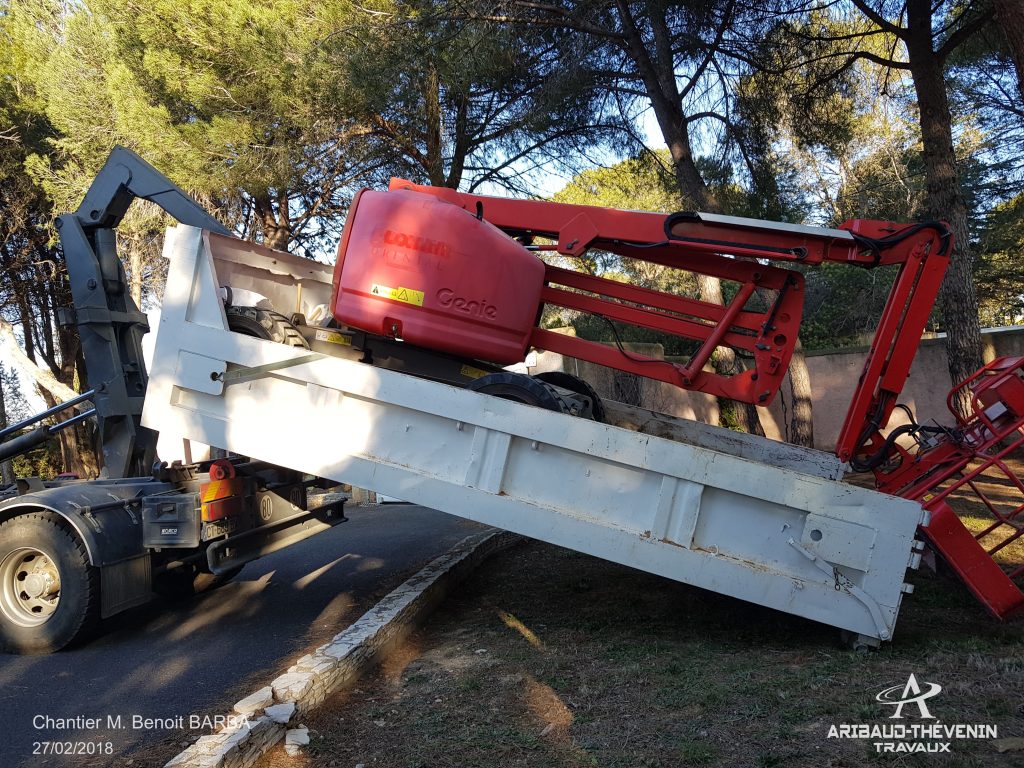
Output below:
[143,226,930,643]
[691,211,857,241]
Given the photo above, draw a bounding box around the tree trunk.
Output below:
[692,272,764,434]
[0,372,14,485]
[787,339,814,447]
[34,389,93,479]
[59,428,95,478]
[129,247,143,307]
[0,316,82,405]
[57,328,97,478]
[663,126,765,434]
[424,65,447,187]
[0,318,98,478]
[542,2,773,434]
[994,0,1024,101]
[642,66,765,434]
[906,0,983,416]
[253,192,291,252]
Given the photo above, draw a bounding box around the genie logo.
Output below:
[876,675,942,719]
[437,288,498,319]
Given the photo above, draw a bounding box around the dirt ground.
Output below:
[248,460,1024,768]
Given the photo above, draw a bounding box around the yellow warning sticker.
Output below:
[370,283,425,307]
[315,329,352,346]
[459,364,489,380]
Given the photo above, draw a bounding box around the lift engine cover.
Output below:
[331,188,545,364]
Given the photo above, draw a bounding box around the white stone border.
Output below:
[165,529,515,768]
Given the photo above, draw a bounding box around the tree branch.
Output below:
[679,0,734,102]
[853,49,911,69]
[849,0,906,37]
[936,5,995,61]
[0,317,84,407]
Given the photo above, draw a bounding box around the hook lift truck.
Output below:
[1,147,1021,654]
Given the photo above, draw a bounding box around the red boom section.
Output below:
[386,179,951,423]
[832,222,952,462]
[535,260,802,404]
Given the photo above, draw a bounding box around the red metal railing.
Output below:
[874,357,1024,618]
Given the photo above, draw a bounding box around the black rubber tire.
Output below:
[468,372,568,412]
[225,306,309,348]
[533,371,607,422]
[0,512,99,654]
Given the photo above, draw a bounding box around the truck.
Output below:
[1,147,1021,654]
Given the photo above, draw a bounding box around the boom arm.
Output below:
[56,147,230,478]
[389,179,952,462]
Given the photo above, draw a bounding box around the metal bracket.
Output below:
[788,538,892,641]
[217,353,326,387]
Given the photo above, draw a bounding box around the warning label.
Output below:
[459,364,489,380]
[314,329,352,346]
[370,283,425,307]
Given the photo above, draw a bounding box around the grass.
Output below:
[252,533,1023,768]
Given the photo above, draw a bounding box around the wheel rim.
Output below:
[0,547,61,627]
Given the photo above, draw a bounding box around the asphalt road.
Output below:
[0,504,483,768]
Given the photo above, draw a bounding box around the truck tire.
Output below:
[225,306,309,348]
[0,512,99,654]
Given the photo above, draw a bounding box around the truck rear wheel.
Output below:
[0,512,98,654]
[225,306,309,348]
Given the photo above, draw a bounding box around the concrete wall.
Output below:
[779,326,1024,451]
[530,326,1024,452]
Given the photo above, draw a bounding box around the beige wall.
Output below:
[769,326,1024,451]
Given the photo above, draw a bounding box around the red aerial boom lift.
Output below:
[331,179,1024,620]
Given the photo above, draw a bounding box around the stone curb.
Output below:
[164,529,517,768]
